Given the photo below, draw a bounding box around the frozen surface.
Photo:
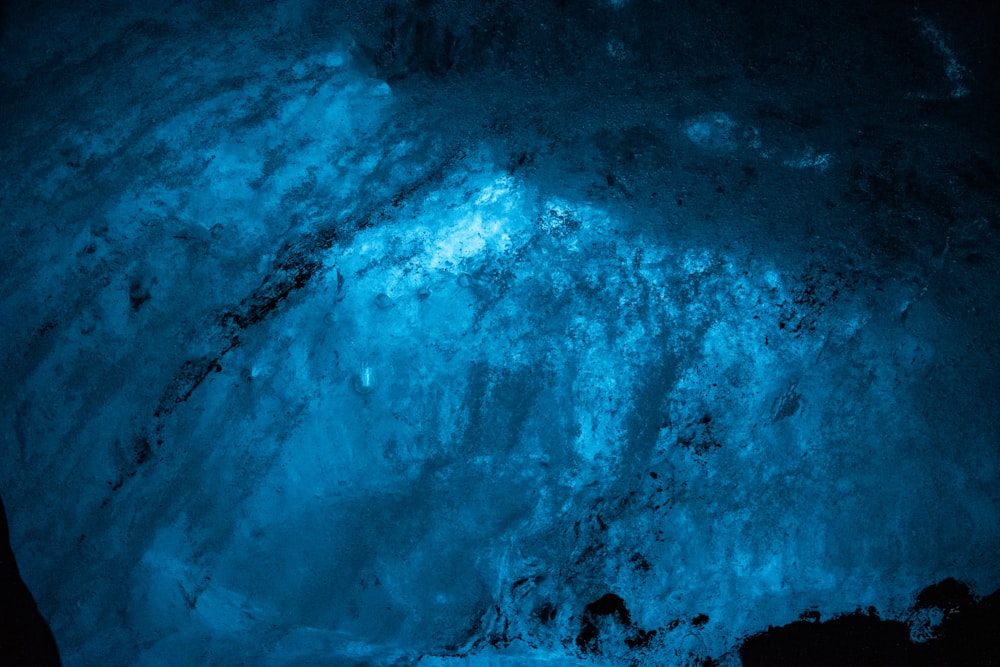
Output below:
[1,1,998,664]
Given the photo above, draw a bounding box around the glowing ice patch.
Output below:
[427,213,513,269]
[320,52,345,68]
[681,250,713,274]
[352,363,376,395]
[684,112,738,151]
[784,149,832,172]
[763,269,781,289]
[475,176,515,205]
[431,214,487,267]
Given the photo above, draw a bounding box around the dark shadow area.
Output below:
[1,494,61,665]
[738,579,1000,666]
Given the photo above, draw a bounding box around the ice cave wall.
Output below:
[1,0,998,665]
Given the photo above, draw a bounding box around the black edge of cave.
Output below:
[558,580,1000,665]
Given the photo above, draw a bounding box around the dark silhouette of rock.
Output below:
[0,494,61,665]
[738,581,1000,667]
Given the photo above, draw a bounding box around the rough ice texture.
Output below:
[1,1,998,665]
